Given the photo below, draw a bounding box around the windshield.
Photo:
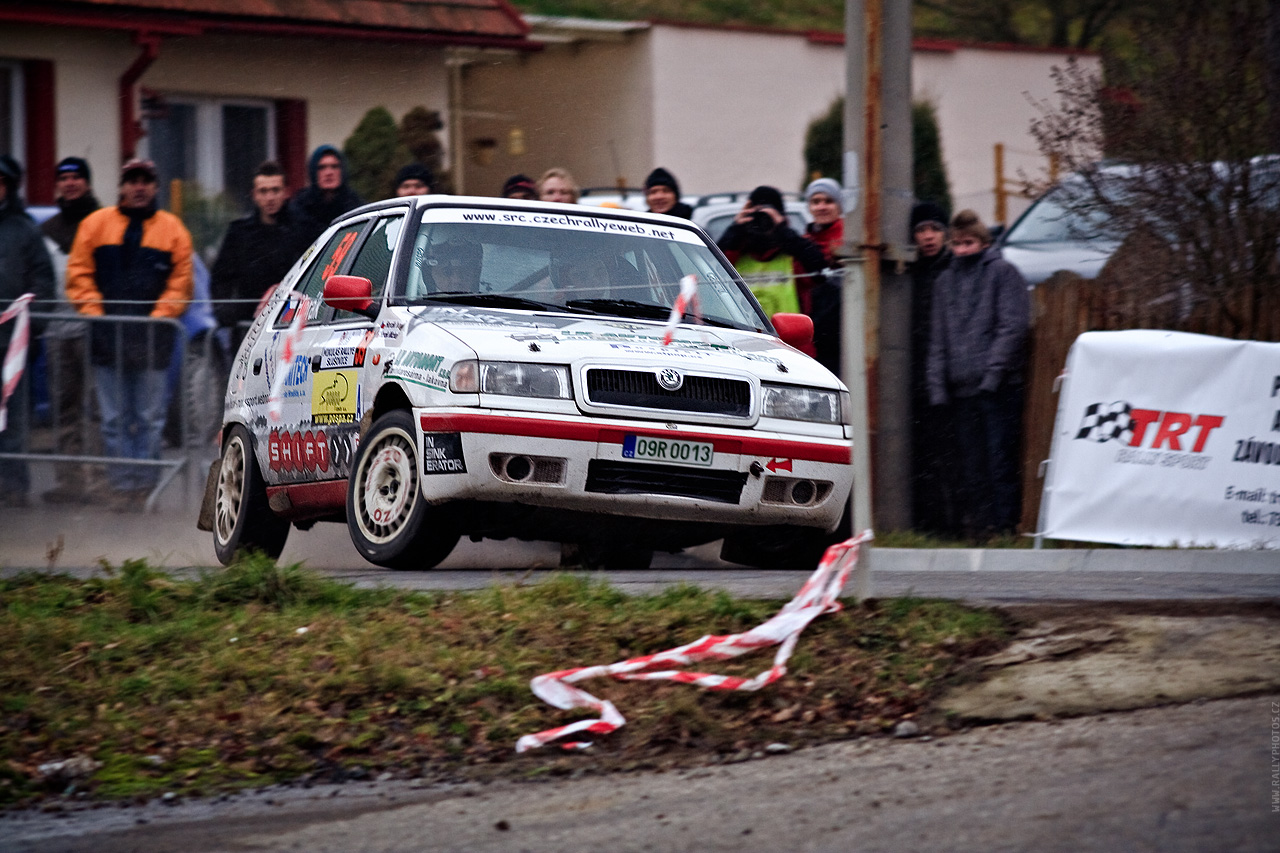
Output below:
[1005,186,1117,244]
[398,207,768,330]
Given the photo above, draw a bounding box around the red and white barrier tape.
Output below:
[661,274,701,346]
[0,293,34,433]
[267,296,310,423]
[515,529,874,752]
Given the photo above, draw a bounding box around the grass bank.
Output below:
[1,555,1008,806]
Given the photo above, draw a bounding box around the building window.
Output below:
[143,95,276,212]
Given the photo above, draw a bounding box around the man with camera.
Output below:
[716,185,835,372]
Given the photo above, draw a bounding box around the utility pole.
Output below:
[843,0,915,594]
[842,0,875,598]
[877,0,915,532]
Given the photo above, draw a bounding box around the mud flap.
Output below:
[196,460,219,531]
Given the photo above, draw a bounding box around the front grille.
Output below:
[585,368,751,417]
[585,460,747,504]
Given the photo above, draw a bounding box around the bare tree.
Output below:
[1028,0,1280,338]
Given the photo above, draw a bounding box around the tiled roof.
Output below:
[9,0,532,42]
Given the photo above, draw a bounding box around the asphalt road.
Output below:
[2,505,1278,603]
[5,695,1274,853]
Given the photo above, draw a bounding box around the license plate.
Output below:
[622,434,714,467]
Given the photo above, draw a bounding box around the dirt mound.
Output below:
[941,599,1280,720]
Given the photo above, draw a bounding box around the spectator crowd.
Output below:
[0,145,1028,538]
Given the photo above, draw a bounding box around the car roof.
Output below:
[335,193,712,229]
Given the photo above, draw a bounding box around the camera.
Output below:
[746,207,777,233]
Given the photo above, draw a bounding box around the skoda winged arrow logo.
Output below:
[656,368,683,391]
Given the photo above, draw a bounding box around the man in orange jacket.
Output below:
[66,158,193,511]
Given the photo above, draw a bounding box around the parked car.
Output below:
[202,196,853,571]
[690,191,812,243]
[577,187,651,211]
[998,177,1122,285]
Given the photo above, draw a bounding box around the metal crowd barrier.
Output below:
[0,312,227,513]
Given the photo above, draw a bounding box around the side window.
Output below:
[334,215,404,322]
[276,221,366,327]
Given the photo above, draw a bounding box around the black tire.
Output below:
[213,425,290,564]
[347,410,459,570]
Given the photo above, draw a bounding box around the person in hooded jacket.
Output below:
[0,154,55,507]
[644,168,693,219]
[288,145,365,245]
[925,208,1029,539]
[717,185,833,372]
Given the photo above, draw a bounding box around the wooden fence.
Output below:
[1018,271,1280,533]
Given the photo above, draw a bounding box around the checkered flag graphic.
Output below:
[1075,401,1134,444]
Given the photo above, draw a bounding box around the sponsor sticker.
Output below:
[311,370,360,424]
[422,207,703,244]
[320,328,375,369]
[388,351,449,390]
[422,432,466,474]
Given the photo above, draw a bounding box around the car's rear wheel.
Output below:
[213,424,290,564]
[347,410,459,570]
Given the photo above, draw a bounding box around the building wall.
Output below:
[0,25,451,200]
[0,25,133,195]
[145,33,450,171]
[913,45,1089,223]
[462,21,1096,223]
[462,36,654,198]
[649,26,844,196]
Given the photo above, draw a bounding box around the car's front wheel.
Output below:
[213,424,290,564]
[347,410,459,570]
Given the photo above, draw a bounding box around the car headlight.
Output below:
[449,360,571,399]
[762,383,846,424]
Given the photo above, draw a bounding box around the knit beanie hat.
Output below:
[394,162,434,191]
[501,173,537,198]
[56,156,91,184]
[747,185,785,215]
[949,208,991,244]
[644,167,681,196]
[911,201,949,232]
[804,177,844,213]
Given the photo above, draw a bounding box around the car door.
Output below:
[262,217,371,484]
[289,213,407,483]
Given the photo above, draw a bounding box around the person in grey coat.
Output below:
[925,208,1029,538]
[0,155,56,507]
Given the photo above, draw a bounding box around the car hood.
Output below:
[397,305,841,387]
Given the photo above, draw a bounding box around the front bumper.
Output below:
[414,409,852,532]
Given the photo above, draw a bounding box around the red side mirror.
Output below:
[772,312,814,349]
[324,275,374,314]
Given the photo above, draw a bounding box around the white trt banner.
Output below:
[1040,330,1280,549]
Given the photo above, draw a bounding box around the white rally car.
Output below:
[200,196,853,570]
